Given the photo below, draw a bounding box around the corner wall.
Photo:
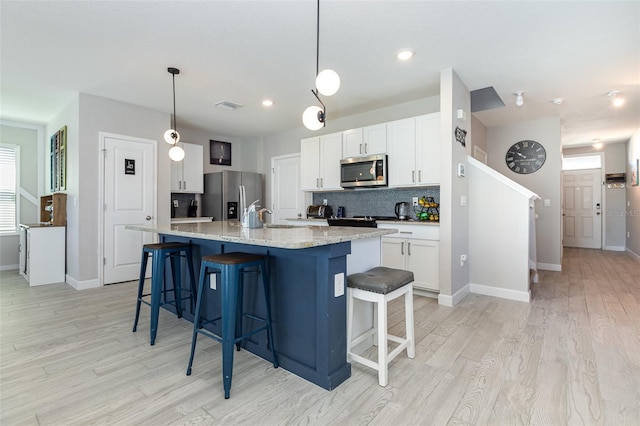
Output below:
[627,128,640,258]
[486,117,562,270]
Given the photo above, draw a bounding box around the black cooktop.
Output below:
[353,215,402,221]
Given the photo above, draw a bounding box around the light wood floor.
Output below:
[1,248,639,425]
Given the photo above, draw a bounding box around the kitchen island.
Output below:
[126,221,395,390]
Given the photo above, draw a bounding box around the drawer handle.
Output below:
[399,231,412,234]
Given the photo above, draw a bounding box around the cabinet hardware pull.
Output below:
[184,181,187,189]
[400,231,412,234]
[320,177,323,187]
[418,170,422,182]
[412,171,415,182]
[408,242,411,255]
[364,143,367,153]
[359,144,363,155]
[401,241,404,255]
[316,178,320,188]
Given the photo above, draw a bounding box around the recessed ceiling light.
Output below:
[262,99,274,107]
[551,98,564,105]
[396,49,414,61]
[607,91,625,107]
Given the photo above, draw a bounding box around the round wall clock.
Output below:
[505,140,546,174]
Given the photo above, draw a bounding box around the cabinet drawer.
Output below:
[378,223,439,240]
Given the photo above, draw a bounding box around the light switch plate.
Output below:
[544,199,551,207]
[461,194,467,206]
[457,163,466,177]
[334,273,344,297]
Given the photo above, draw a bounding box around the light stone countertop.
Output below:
[285,218,440,226]
[127,220,396,249]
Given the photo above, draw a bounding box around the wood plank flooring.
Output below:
[1,248,639,425]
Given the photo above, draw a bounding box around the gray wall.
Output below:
[46,93,170,285]
[627,129,640,258]
[563,142,628,250]
[486,117,563,269]
[0,122,41,269]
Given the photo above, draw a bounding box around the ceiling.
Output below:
[1,1,638,147]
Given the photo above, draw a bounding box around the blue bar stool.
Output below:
[186,252,278,399]
[132,242,197,345]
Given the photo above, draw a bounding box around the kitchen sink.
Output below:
[264,224,295,229]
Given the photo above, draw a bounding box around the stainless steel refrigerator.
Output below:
[201,171,264,221]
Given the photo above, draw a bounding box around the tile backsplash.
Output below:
[171,193,197,218]
[312,186,439,219]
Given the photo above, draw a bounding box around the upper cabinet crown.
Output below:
[301,132,343,191]
[387,113,440,187]
[342,124,387,158]
[171,142,204,193]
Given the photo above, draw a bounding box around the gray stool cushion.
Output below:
[347,266,414,294]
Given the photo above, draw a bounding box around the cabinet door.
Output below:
[363,124,387,155]
[181,143,204,193]
[382,238,406,270]
[406,239,439,291]
[301,137,320,190]
[170,160,182,192]
[387,118,416,187]
[319,132,343,190]
[416,113,440,185]
[342,128,363,158]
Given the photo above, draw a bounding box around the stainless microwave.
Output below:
[340,154,387,188]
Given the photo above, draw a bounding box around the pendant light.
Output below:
[302,0,340,130]
[165,67,185,161]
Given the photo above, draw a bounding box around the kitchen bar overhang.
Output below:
[126,221,395,390]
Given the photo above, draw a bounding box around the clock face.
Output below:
[505,140,546,174]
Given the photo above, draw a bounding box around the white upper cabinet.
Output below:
[301,132,343,191]
[342,124,386,158]
[388,113,440,187]
[171,142,204,193]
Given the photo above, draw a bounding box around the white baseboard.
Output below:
[537,262,562,271]
[0,264,19,271]
[469,283,531,303]
[603,245,626,252]
[438,284,470,307]
[626,248,640,262]
[66,274,101,290]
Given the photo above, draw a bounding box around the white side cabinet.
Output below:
[171,142,204,193]
[300,132,343,191]
[387,113,440,187]
[378,223,439,292]
[342,124,387,158]
[19,224,66,286]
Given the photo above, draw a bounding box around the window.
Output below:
[562,154,602,171]
[0,144,19,234]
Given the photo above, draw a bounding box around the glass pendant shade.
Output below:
[164,129,180,144]
[168,145,185,161]
[316,69,340,96]
[302,105,324,130]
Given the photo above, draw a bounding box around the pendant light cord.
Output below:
[172,73,177,134]
[315,0,320,79]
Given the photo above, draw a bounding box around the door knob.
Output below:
[145,216,152,220]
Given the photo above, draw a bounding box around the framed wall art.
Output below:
[210,140,231,166]
[50,125,67,191]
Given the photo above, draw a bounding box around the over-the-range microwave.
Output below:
[340,154,387,188]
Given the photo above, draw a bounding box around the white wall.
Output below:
[438,69,471,305]
[0,122,42,269]
[627,129,640,258]
[486,117,562,270]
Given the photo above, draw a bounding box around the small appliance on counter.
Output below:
[187,200,198,217]
[395,202,411,220]
[307,204,333,219]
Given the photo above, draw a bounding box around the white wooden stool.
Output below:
[346,266,415,387]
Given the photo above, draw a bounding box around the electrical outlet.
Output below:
[413,197,419,207]
[173,200,179,207]
[460,254,467,266]
[334,273,344,297]
[323,199,328,205]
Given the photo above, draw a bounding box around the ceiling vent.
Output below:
[214,100,243,111]
[470,86,505,113]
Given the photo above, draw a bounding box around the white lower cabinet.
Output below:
[19,224,66,286]
[379,223,439,292]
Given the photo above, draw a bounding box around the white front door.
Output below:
[563,169,602,249]
[271,154,304,224]
[102,134,156,284]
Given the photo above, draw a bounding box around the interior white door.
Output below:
[563,169,602,249]
[103,135,156,284]
[271,154,303,224]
